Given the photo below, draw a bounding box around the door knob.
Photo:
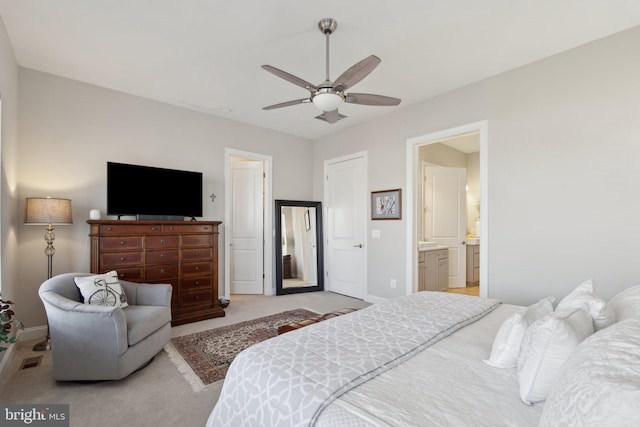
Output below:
[461,241,466,245]
[353,244,363,248]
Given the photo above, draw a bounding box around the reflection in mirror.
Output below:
[275,200,323,295]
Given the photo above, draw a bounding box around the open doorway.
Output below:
[421,134,480,290]
[405,121,488,298]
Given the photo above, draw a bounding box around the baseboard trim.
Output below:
[18,325,48,342]
[0,329,23,380]
[0,342,16,379]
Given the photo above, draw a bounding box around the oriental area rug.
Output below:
[164,308,317,391]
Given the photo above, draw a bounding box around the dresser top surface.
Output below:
[87,220,222,225]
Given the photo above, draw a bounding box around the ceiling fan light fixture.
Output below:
[312,91,343,111]
[261,18,400,121]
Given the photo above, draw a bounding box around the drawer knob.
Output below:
[194,281,199,285]
[120,241,125,245]
[107,227,112,231]
[169,227,174,231]
[194,266,199,271]
[151,227,157,231]
[160,269,165,274]
[161,239,165,244]
[120,257,125,261]
[195,252,199,256]
[160,254,164,258]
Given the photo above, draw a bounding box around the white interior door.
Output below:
[424,166,467,288]
[325,155,367,299]
[230,159,264,294]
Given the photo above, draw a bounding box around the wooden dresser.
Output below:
[88,220,225,325]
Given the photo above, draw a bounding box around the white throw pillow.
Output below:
[539,319,640,426]
[556,279,614,330]
[608,284,640,322]
[483,296,555,368]
[74,271,129,308]
[517,308,594,405]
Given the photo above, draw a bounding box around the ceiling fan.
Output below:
[262,18,401,124]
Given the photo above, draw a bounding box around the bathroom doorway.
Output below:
[405,121,488,298]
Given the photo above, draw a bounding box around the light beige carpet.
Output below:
[0,292,370,427]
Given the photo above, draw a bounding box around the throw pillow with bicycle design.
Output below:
[75,271,129,308]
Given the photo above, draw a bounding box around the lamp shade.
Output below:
[25,197,73,225]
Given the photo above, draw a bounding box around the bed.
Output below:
[207,284,640,427]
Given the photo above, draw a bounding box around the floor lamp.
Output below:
[25,197,73,351]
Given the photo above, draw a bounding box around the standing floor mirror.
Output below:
[275,200,324,295]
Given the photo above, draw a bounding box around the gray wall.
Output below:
[0,16,18,314]
[5,21,640,329]
[15,69,314,328]
[313,26,640,305]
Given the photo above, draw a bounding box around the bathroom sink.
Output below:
[418,241,439,250]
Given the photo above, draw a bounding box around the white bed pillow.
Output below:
[74,271,129,308]
[556,279,614,330]
[607,284,640,322]
[539,319,640,426]
[483,296,554,368]
[517,308,594,405]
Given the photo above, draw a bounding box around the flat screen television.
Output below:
[107,162,203,219]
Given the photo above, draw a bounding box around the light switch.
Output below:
[372,229,381,239]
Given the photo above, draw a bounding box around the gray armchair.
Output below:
[38,272,172,381]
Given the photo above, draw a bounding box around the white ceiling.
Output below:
[1,1,640,140]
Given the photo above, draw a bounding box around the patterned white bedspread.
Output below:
[206,292,501,427]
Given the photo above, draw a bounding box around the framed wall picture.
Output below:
[371,189,402,220]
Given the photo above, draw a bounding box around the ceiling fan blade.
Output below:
[262,65,317,92]
[262,98,310,110]
[344,93,401,106]
[333,55,381,92]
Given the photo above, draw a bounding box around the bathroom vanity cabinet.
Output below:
[466,244,480,286]
[418,248,449,292]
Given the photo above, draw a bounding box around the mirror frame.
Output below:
[275,200,324,295]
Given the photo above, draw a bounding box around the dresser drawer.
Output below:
[146,249,178,264]
[146,235,179,249]
[181,276,212,291]
[181,248,212,261]
[181,261,212,276]
[180,289,212,307]
[181,234,212,247]
[101,252,143,267]
[164,224,215,234]
[145,264,179,281]
[100,236,143,251]
[108,267,144,282]
[100,224,163,235]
